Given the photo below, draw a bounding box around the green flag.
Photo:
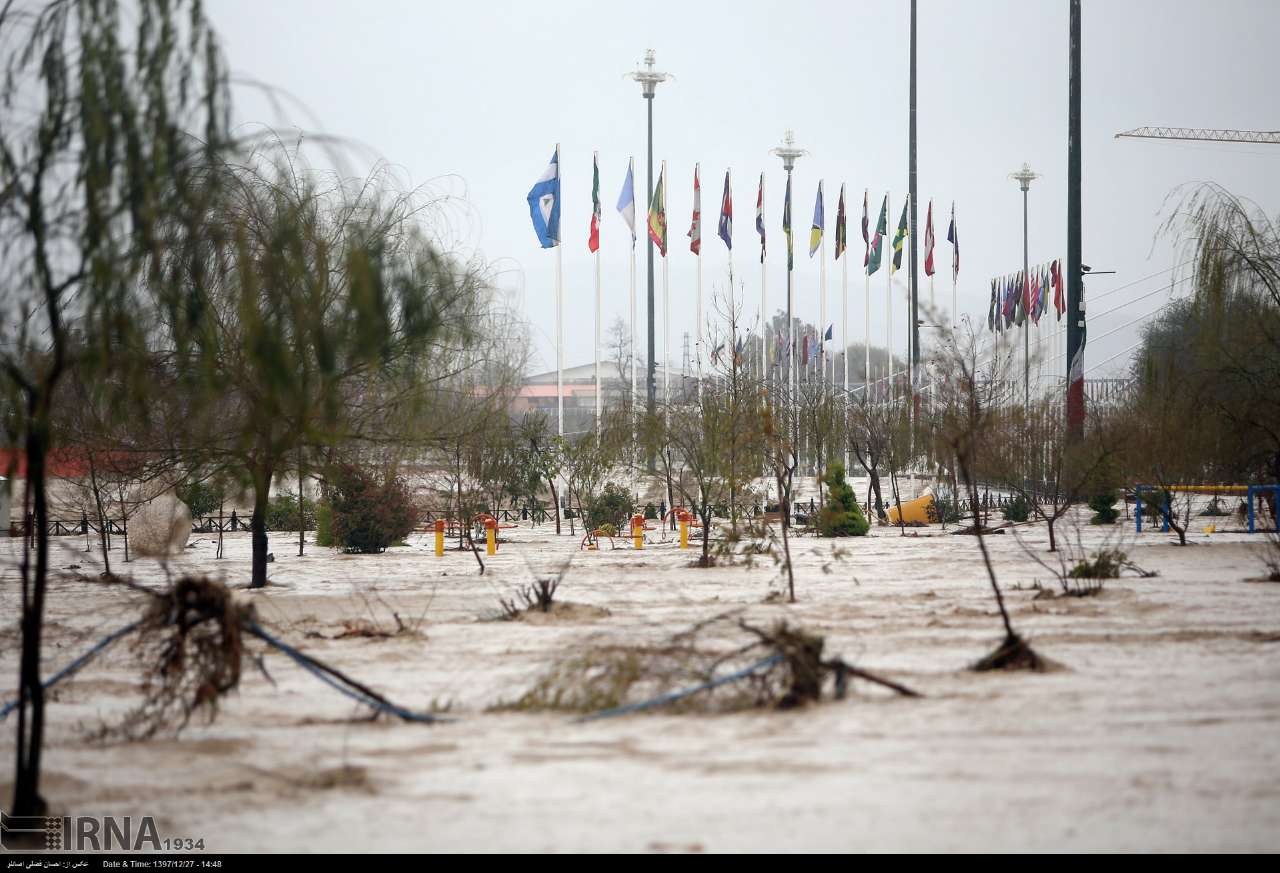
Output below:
[891,197,908,273]
[867,195,887,275]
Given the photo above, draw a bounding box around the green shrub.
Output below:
[314,498,334,547]
[643,503,658,520]
[1068,548,1127,579]
[818,463,870,537]
[1088,491,1119,524]
[266,493,315,531]
[329,464,418,554]
[175,479,224,519]
[1002,495,1030,523]
[587,483,634,532]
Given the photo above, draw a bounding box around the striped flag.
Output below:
[718,170,732,250]
[862,189,871,267]
[688,165,701,255]
[809,180,824,257]
[648,165,667,256]
[891,197,908,273]
[755,173,766,263]
[588,153,601,253]
[616,160,636,244]
[867,194,887,275]
[526,147,560,248]
[783,175,793,270]
[834,184,847,261]
[923,199,935,276]
[946,203,959,281]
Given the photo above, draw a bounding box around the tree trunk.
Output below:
[249,463,272,589]
[87,450,111,576]
[1047,514,1058,552]
[297,448,305,558]
[548,477,561,535]
[13,417,51,818]
[869,470,887,521]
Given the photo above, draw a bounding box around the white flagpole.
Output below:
[663,159,670,407]
[695,162,703,402]
[842,187,849,396]
[951,202,958,334]
[556,147,564,436]
[864,189,871,405]
[629,158,637,423]
[594,150,602,437]
[819,180,827,394]
[885,190,892,404]
[760,174,767,383]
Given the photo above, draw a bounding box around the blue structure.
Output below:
[1134,485,1170,533]
[1247,485,1280,533]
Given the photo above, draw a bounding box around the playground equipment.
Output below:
[631,514,645,549]
[484,516,497,556]
[434,519,445,557]
[886,493,938,526]
[1134,484,1278,533]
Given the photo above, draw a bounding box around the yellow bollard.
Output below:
[632,514,644,550]
[679,516,689,549]
[434,519,445,557]
[485,518,497,556]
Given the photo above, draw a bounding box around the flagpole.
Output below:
[695,162,703,402]
[885,190,892,404]
[819,183,827,392]
[593,151,602,436]
[556,150,564,436]
[864,189,871,405]
[760,174,767,384]
[629,158,637,426]
[663,159,670,407]
[841,188,848,397]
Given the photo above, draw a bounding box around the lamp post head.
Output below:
[1009,162,1040,192]
[627,48,672,98]
[770,129,808,172]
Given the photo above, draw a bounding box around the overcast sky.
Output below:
[213,0,1280,381]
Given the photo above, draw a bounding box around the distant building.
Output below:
[512,360,686,435]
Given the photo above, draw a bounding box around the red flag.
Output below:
[922,200,935,277]
[688,165,701,255]
[1052,259,1066,318]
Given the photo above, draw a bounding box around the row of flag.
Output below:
[987,261,1066,332]
[528,147,960,282]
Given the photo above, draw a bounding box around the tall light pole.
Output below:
[627,49,672,423]
[1010,162,1039,408]
[1067,0,1085,441]
[908,0,920,404]
[770,129,807,445]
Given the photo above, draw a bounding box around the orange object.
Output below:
[434,519,445,557]
[485,517,497,556]
[631,514,645,549]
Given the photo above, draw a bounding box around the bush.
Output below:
[587,483,634,532]
[175,479,224,519]
[329,464,418,554]
[314,498,334,547]
[643,503,658,520]
[1088,491,1119,524]
[818,463,870,537]
[1068,548,1127,579]
[265,493,315,531]
[1002,495,1030,522]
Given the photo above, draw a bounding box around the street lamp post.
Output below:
[1010,162,1039,408]
[627,50,672,423]
[770,129,807,448]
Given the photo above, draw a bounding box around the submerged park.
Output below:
[2,0,1280,856]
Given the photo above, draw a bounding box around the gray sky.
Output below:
[213,0,1280,381]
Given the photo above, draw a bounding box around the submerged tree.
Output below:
[0,0,232,822]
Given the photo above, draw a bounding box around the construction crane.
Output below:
[1115,127,1280,145]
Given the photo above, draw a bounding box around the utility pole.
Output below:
[1010,162,1039,409]
[627,50,671,424]
[1067,0,1085,439]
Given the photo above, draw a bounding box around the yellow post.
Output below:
[679,517,689,549]
[485,518,497,556]
[434,519,445,557]
[632,514,644,550]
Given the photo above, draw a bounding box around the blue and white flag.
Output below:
[527,148,561,248]
[616,160,636,244]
